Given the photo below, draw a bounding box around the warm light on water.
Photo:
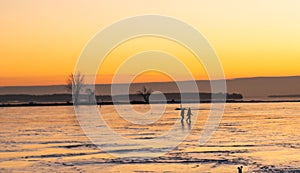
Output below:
[0,103,299,172]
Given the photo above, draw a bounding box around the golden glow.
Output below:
[0,0,300,86]
[97,36,208,84]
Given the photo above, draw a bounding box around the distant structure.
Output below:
[86,88,95,104]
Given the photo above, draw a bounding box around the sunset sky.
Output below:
[0,0,299,86]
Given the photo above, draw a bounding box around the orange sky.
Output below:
[0,0,300,86]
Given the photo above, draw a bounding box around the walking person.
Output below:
[186,108,192,123]
[180,107,185,122]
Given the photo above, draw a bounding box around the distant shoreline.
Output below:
[1,100,300,108]
[269,94,300,98]
[0,93,243,105]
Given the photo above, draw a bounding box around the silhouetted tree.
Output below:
[66,73,84,105]
[137,86,152,103]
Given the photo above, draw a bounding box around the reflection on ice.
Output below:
[0,103,299,172]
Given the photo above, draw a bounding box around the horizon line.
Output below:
[1,75,299,88]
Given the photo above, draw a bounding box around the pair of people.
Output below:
[180,107,192,123]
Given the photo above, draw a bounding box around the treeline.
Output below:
[0,93,242,103]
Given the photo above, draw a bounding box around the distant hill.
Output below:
[226,76,300,100]
[0,76,299,100]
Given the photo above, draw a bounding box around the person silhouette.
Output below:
[180,108,185,122]
[186,108,192,123]
[237,166,243,173]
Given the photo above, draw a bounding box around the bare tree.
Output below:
[137,86,152,103]
[66,73,85,104]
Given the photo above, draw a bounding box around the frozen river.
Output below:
[0,103,300,172]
